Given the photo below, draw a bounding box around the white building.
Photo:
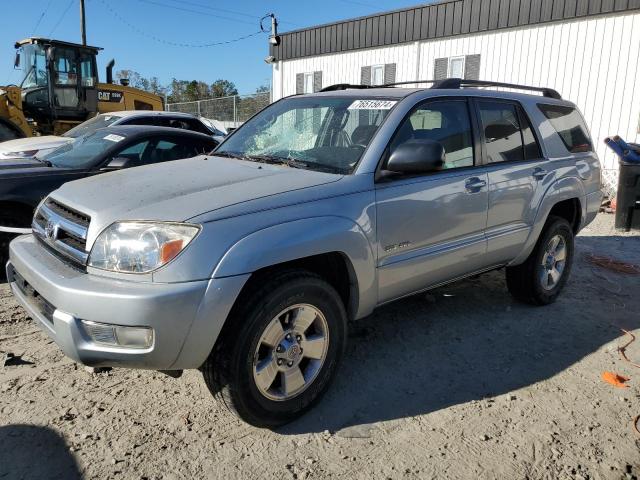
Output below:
[270,0,640,194]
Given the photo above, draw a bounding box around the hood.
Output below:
[50,155,343,242]
[0,136,70,157]
[0,156,52,173]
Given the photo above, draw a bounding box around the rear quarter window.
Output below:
[538,104,593,154]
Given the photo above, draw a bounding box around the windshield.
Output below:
[18,44,48,89]
[63,114,121,138]
[42,130,127,168]
[215,97,396,174]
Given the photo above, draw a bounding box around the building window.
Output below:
[371,65,384,86]
[304,73,314,94]
[449,57,465,79]
[434,55,481,80]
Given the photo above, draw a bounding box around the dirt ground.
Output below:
[1,213,639,480]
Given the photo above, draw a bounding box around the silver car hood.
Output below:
[50,155,342,245]
[0,136,70,158]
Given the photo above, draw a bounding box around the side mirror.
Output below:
[386,139,445,174]
[13,52,20,69]
[102,157,132,170]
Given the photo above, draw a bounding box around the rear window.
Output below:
[538,104,592,153]
[64,114,121,138]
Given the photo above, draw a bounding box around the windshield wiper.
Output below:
[214,151,253,161]
[34,157,52,167]
[248,154,344,174]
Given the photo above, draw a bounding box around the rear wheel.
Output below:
[506,216,574,305]
[202,270,348,428]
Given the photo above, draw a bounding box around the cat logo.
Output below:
[98,90,124,103]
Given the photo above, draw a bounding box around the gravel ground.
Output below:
[1,213,639,480]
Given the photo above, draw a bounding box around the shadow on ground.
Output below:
[282,234,640,434]
[0,424,82,479]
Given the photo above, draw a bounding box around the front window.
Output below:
[17,44,48,89]
[42,130,130,168]
[215,97,397,174]
[63,114,121,138]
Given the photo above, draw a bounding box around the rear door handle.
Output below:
[465,177,487,193]
[532,168,548,180]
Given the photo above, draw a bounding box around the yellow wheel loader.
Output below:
[0,38,163,140]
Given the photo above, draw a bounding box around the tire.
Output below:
[506,215,574,305]
[201,270,348,428]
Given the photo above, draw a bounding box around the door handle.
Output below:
[465,177,487,193]
[532,168,548,180]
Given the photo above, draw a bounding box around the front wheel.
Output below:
[506,216,575,305]
[202,270,348,428]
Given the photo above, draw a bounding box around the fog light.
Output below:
[81,320,153,349]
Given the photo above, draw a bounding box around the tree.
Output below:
[210,79,238,98]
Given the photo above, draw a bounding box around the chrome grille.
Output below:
[33,198,91,266]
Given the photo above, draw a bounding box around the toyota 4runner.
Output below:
[6,79,602,427]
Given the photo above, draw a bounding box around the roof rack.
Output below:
[431,78,562,99]
[320,83,374,92]
[320,78,562,100]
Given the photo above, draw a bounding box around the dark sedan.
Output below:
[0,125,218,272]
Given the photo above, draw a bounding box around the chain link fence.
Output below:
[166,92,271,130]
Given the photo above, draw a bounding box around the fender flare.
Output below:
[213,216,378,319]
[510,176,585,265]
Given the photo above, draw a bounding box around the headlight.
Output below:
[88,222,200,273]
[9,149,39,158]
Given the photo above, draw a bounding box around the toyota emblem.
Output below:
[45,220,57,240]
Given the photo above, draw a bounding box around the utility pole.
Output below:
[80,0,87,45]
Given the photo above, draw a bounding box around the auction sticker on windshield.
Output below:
[348,100,397,110]
[103,134,125,143]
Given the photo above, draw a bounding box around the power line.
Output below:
[48,0,75,37]
[135,0,258,26]
[95,0,265,48]
[32,0,53,34]
[166,0,298,26]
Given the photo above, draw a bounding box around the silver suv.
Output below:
[7,79,602,427]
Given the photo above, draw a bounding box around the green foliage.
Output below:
[115,70,254,103]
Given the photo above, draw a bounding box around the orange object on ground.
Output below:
[585,253,640,275]
[601,371,630,388]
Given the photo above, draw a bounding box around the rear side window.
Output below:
[477,101,542,163]
[477,101,524,163]
[538,104,592,153]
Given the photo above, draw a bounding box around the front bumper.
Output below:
[7,234,247,370]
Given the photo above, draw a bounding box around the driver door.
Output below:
[375,98,490,303]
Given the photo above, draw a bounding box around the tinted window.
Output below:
[538,104,592,153]
[478,102,524,163]
[145,139,198,164]
[158,117,209,133]
[64,114,121,138]
[184,118,211,135]
[390,100,474,169]
[120,116,158,126]
[519,108,542,160]
[114,140,150,166]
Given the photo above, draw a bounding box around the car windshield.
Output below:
[42,130,127,168]
[214,97,397,174]
[63,114,122,138]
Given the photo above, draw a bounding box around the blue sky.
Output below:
[1,0,426,94]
